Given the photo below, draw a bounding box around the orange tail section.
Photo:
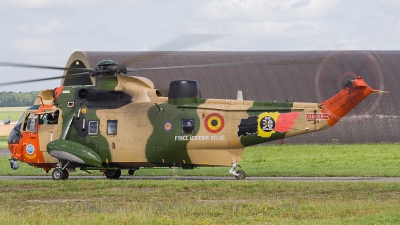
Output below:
[320,77,379,127]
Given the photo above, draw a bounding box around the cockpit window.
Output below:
[39,110,59,125]
[23,113,38,132]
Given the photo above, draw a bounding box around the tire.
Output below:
[113,169,121,178]
[62,169,69,180]
[235,170,246,180]
[52,168,64,180]
[104,169,121,179]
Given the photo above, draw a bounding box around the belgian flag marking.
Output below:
[204,113,225,133]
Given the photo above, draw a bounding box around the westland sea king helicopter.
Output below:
[0,42,389,180]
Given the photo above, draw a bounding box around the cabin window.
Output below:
[88,121,99,135]
[181,119,195,134]
[107,120,117,135]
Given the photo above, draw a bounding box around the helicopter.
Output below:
[1,54,388,180]
[3,115,10,125]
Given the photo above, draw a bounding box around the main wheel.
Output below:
[113,169,121,178]
[62,169,69,180]
[52,168,64,180]
[104,169,122,179]
[128,169,135,175]
[235,170,246,180]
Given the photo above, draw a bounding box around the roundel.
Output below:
[204,113,225,133]
[163,121,173,132]
[257,112,279,138]
[26,144,35,155]
[259,116,275,132]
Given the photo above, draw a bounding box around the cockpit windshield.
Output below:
[8,114,23,144]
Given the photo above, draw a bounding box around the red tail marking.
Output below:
[275,112,300,132]
[321,77,376,126]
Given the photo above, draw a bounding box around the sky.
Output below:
[0,0,399,92]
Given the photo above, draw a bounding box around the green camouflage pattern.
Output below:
[22,76,329,169]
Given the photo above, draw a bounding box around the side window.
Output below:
[107,120,117,135]
[181,119,195,134]
[24,113,38,132]
[88,121,99,135]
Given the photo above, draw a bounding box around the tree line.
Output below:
[0,91,39,107]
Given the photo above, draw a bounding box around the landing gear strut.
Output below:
[128,167,139,175]
[229,162,246,180]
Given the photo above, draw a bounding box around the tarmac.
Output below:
[1,175,400,181]
[0,150,9,156]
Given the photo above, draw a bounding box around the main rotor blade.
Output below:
[0,72,91,86]
[127,58,321,72]
[0,62,94,72]
[119,34,225,67]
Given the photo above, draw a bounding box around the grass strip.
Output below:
[0,180,399,224]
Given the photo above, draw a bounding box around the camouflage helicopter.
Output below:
[1,55,387,180]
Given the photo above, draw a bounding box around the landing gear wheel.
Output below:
[104,169,122,179]
[235,170,246,180]
[128,169,135,175]
[62,169,69,180]
[52,168,64,180]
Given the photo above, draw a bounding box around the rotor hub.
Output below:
[96,60,118,68]
[93,60,127,78]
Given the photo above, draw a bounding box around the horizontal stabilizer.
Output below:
[372,90,390,94]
